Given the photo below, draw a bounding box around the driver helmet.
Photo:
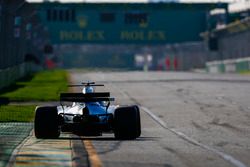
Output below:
[82,86,94,94]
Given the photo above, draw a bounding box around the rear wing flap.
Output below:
[60,92,115,102]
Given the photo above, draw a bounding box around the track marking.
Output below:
[7,131,33,167]
[83,140,103,167]
[87,77,247,167]
[111,83,247,167]
[140,106,247,167]
[11,133,72,167]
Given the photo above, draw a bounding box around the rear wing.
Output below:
[60,92,115,102]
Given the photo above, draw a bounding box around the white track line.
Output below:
[110,84,247,167]
[141,106,247,167]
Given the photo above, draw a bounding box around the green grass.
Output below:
[0,70,68,101]
[240,70,250,75]
[0,105,35,122]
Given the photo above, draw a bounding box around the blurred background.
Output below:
[0,1,250,166]
[0,0,250,89]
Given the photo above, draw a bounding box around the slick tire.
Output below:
[114,105,141,140]
[34,106,60,139]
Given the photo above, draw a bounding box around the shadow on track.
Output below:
[58,136,159,141]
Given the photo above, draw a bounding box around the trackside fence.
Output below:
[0,63,42,90]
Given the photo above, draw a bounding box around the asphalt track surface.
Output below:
[6,71,250,167]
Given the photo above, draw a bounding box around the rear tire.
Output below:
[34,106,60,139]
[114,105,141,140]
[134,105,141,138]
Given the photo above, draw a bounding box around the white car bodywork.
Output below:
[57,101,119,123]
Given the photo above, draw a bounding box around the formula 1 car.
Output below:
[34,82,141,140]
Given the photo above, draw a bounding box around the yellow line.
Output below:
[15,156,69,161]
[15,151,71,155]
[14,161,63,166]
[83,140,103,167]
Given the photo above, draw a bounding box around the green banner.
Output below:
[37,3,228,44]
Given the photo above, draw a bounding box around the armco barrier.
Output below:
[206,61,224,73]
[0,63,42,90]
[206,57,250,73]
[223,59,236,73]
[236,57,250,72]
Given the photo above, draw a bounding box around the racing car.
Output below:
[34,82,141,140]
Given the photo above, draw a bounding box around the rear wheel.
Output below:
[114,105,141,140]
[134,105,141,138]
[34,106,60,139]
